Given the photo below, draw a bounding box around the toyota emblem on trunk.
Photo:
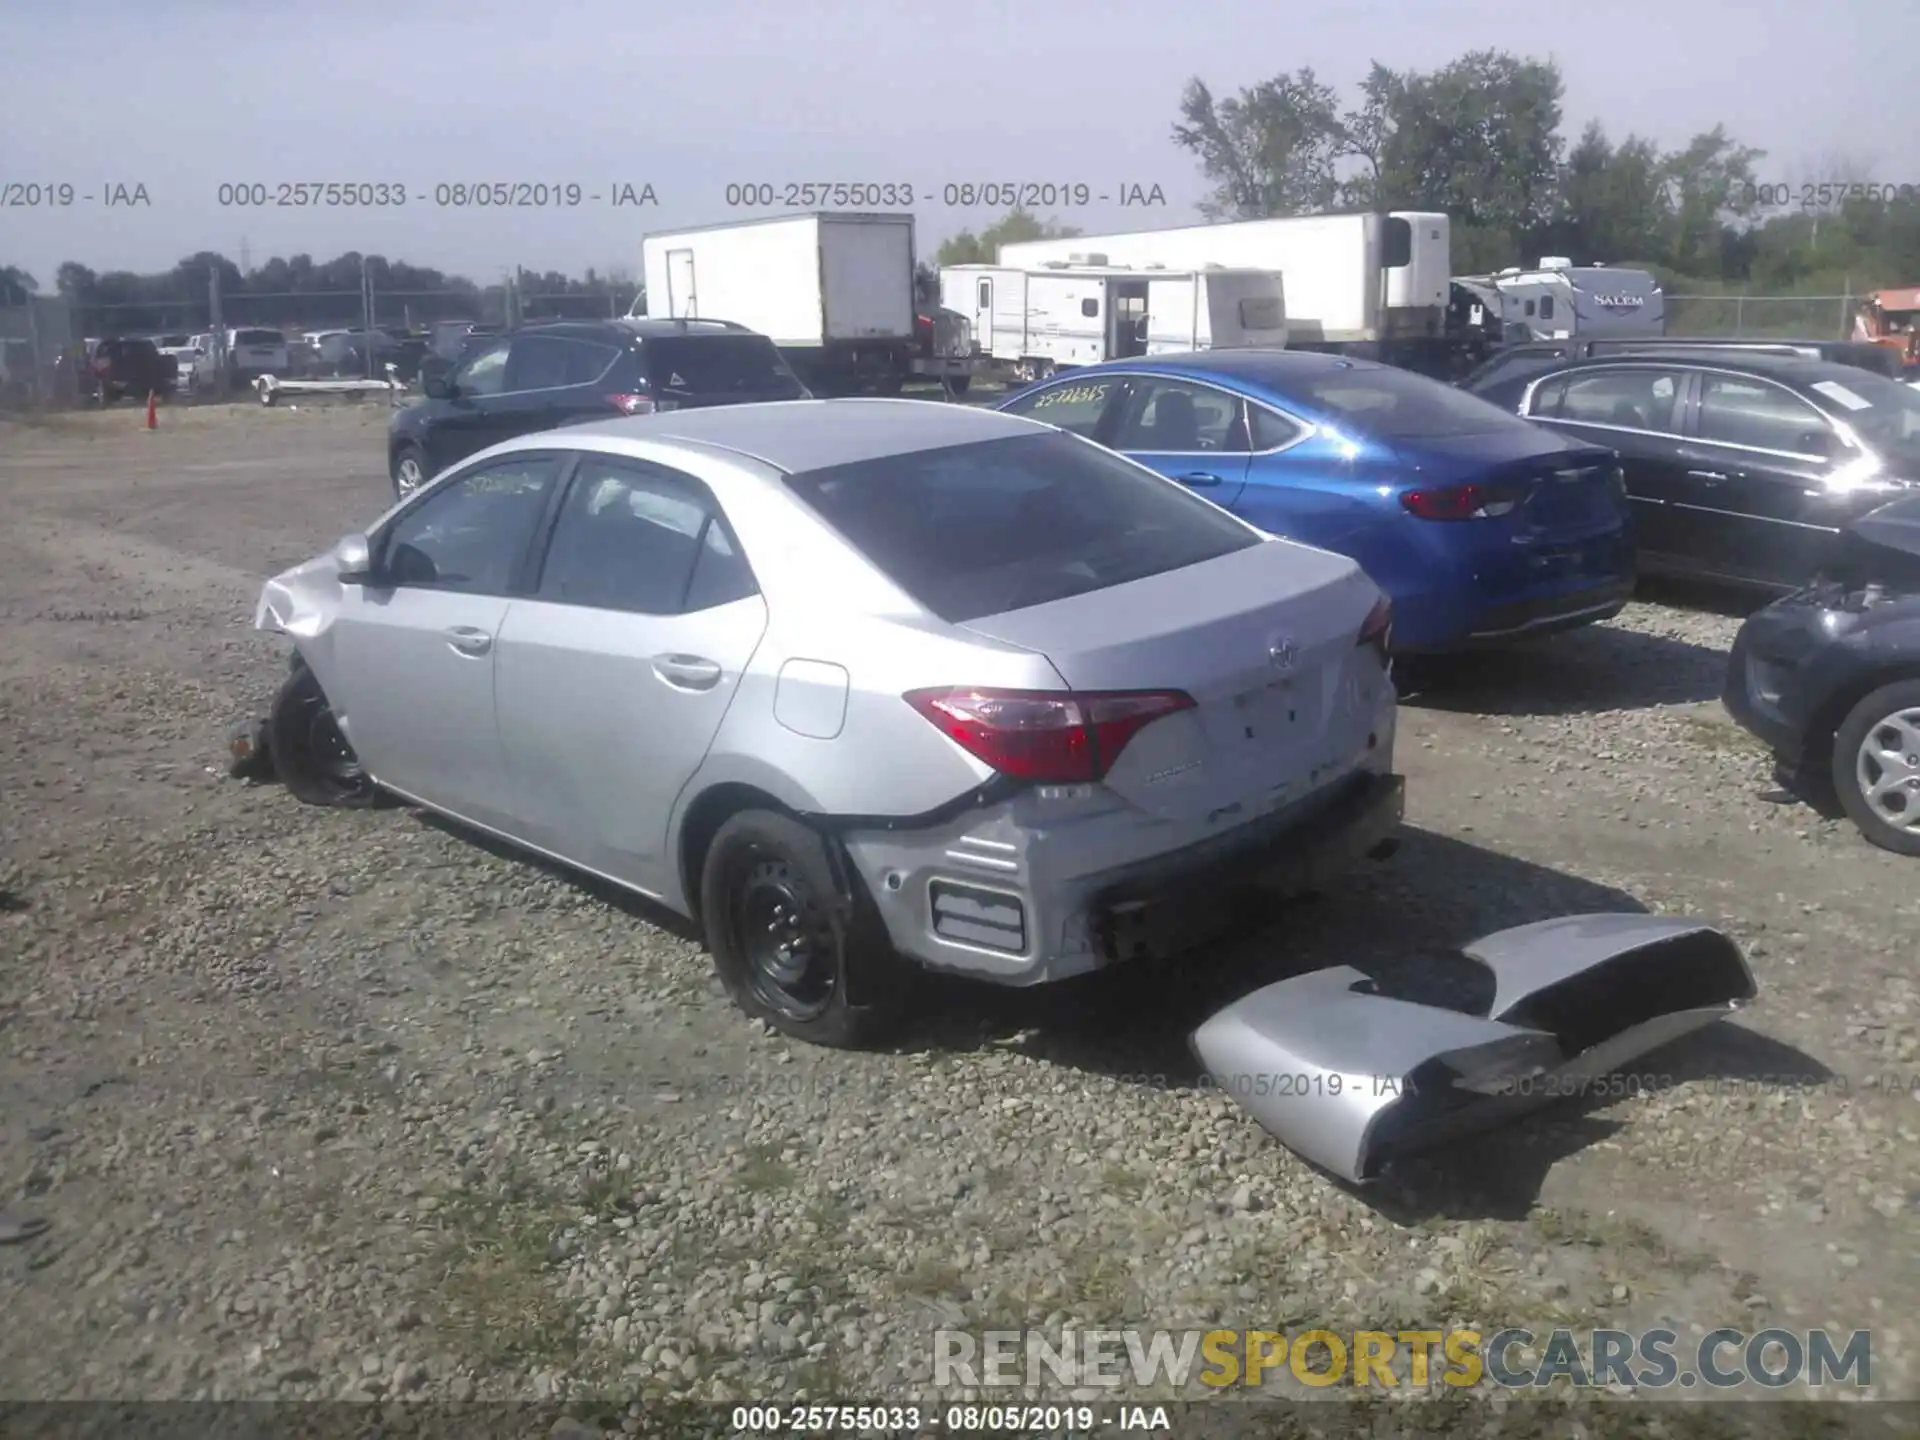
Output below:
[1269,638,1298,671]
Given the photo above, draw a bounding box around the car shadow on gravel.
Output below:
[899,825,1831,1218]
[1397,624,1731,717]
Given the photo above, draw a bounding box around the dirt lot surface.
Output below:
[1,402,1916,1419]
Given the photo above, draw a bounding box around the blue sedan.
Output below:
[996,350,1637,653]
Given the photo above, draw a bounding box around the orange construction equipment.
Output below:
[1851,287,1920,371]
[145,390,157,429]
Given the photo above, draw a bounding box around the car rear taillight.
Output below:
[902,687,1195,783]
[1357,597,1392,658]
[607,393,656,415]
[1400,483,1521,520]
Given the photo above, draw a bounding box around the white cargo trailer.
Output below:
[939,263,1286,378]
[636,212,917,393]
[996,212,1448,367]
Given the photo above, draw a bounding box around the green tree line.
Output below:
[1169,49,1920,295]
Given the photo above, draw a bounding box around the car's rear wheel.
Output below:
[700,810,903,1048]
[1831,679,1920,857]
[268,662,378,808]
[391,443,428,500]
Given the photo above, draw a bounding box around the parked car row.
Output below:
[239,322,1915,1061]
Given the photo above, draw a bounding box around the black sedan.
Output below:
[1724,493,1920,855]
[1471,351,1920,590]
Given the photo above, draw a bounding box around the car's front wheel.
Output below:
[1831,679,1920,857]
[390,443,428,500]
[268,661,378,808]
[700,810,903,1048]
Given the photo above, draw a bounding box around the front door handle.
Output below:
[444,626,492,656]
[1177,471,1223,486]
[652,654,723,691]
[1686,469,1731,483]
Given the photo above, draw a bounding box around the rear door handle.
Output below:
[652,654,723,691]
[1686,469,1731,483]
[1177,471,1222,486]
[444,626,492,656]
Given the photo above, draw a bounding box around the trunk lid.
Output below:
[1404,432,1623,537]
[959,539,1376,821]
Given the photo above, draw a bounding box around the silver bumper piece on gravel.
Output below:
[1190,914,1758,1184]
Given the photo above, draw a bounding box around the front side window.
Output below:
[784,430,1259,624]
[1697,376,1829,453]
[537,458,756,615]
[502,335,576,392]
[453,339,509,396]
[380,455,560,594]
[999,377,1122,438]
[1109,378,1247,453]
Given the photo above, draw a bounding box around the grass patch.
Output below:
[426,1189,582,1374]
[734,1142,796,1194]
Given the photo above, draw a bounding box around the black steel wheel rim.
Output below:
[292,688,367,795]
[731,851,837,1022]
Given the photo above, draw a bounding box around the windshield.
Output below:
[644,335,805,397]
[1299,363,1539,438]
[784,431,1260,623]
[1811,371,1920,466]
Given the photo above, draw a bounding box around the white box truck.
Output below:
[637,212,917,393]
[997,211,1452,371]
[940,263,1286,379]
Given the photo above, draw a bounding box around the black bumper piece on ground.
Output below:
[1091,772,1406,965]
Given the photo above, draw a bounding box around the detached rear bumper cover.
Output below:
[1191,914,1757,1183]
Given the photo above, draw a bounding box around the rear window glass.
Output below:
[783,431,1260,624]
[236,329,283,345]
[644,335,806,397]
[1301,364,1536,438]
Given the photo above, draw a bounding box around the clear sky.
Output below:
[2,0,1909,286]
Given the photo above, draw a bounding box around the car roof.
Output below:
[558,398,1041,474]
[516,318,758,342]
[1068,349,1394,382]
[1533,351,1876,387]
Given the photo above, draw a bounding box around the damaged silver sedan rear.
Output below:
[1192,914,1759,1183]
[253,400,1402,1048]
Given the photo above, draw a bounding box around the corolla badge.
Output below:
[1268,637,1298,672]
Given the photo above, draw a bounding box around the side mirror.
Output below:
[334,532,374,584]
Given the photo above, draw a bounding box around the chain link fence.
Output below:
[1,274,640,409]
[1665,293,1856,340]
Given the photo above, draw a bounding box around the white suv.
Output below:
[225,328,290,380]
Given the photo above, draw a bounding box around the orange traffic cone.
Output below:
[145,391,157,429]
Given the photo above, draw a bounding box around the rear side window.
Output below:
[1298,364,1535,438]
[645,335,806,397]
[783,430,1260,624]
[536,457,757,615]
[1554,368,1685,433]
[1697,376,1829,453]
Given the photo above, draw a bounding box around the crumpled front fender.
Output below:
[254,551,343,642]
[1191,914,1757,1183]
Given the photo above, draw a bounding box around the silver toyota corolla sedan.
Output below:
[255,400,1404,1046]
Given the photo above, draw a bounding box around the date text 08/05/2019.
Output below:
[211,182,658,208]
[728,1404,1163,1433]
[721,182,1167,209]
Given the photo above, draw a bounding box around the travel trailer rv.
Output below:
[938,263,1286,378]
[1452,258,1665,345]
[996,212,1447,369]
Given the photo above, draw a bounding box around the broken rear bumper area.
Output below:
[1093,771,1405,964]
[1191,914,1757,1183]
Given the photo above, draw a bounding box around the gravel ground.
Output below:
[1,402,1915,1420]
